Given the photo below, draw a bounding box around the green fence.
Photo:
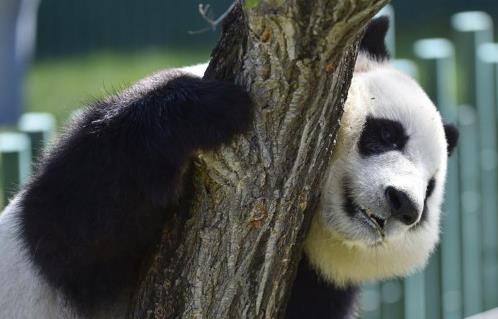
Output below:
[1,6,498,319]
[0,113,55,206]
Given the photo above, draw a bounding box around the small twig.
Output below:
[188,1,238,35]
[198,4,214,26]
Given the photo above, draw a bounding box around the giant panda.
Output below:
[286,17,459,318]
[0,17,457,319]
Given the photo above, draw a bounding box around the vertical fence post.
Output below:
[18,112,56,162]
[452,11,496,315]
[403,272,425,319]
[0,132,31,208]
[414,38,462,319]
[361,284,382,319]
[457,104,483,317]
[381,279,405,319]
[477,42,498,312]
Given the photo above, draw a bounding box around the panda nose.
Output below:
[385,186,419,226]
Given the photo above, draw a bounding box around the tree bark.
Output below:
[129,1,389,318]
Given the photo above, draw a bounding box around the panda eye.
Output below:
[426,178,435,198]
[358,117,409,156]
[381,125,397,146]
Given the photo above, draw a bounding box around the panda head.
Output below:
[304,17,459,287]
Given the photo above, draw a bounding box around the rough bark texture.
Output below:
[129,1,388,318]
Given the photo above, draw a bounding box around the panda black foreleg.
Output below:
[286,257,359,319]
[17,71,253,314]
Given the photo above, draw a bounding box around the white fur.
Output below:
[179,62,209,77]
[0,196,127,318]
[0,196,70,318]
[305,54,448,287]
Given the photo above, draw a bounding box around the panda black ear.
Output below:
[360,16,390,61]
[444,123,459,156]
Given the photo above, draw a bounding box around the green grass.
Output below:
[26,49,211,124]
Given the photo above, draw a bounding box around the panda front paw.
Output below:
[162,75,254,151]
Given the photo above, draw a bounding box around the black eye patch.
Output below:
[358,117,409,156]
[417,177,436,226]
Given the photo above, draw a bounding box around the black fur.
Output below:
[286,257,359,319]
[18,71,253,314]
[358,117,408,157]
[360,16,390,61]
[418,177,436,225]
[444,123,459,156]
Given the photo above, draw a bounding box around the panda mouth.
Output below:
[362,208,386,230]
[343,186,386,233]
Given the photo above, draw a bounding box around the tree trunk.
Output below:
[129,1,389,318]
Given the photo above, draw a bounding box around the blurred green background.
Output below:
[29,0,237,123]
[27,0,498,125]
[28,50,209,123]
